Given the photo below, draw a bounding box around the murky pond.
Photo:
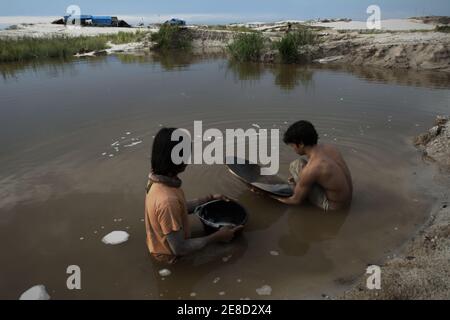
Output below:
[0,52,449,299]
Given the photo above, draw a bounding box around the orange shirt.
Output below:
[145,183,190,263]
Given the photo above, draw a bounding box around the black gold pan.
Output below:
[226,157,294,198]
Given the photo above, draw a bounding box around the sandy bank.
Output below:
[341,200,449,300]
[313,30,450,72]
[310,19,435,31]
[187,24,450,72]
[415,116,450,169]
[1,20,449,72]
[341,116,450,300]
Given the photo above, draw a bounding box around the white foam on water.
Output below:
[101,231,129,245]
[219,291,226,296]
[111,141,119,147]
[256,285,272,296]
[213,277,220,284]
[19,285,50,300]
[159,269,171,277]
[124,141,142,147]
[190,292,197,297]
[270,250,279,256]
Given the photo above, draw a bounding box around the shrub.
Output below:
[275,28,317,63]
[227,32,266,62]
[150,25,192,50]
[435,25,450,33]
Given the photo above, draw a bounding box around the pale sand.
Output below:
[341,117,450,300]
[0,23,145,39]
[311,19,436,31]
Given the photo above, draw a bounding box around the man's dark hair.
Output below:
[283,120,318,146]
[151,127,187,176]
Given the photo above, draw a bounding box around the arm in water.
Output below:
[166,226,243,256]
[273,165,317,205]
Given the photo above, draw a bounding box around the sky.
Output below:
[0,0,449,24]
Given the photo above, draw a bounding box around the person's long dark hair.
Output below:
[151,127,187,177]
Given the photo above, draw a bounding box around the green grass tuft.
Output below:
[435,25,450,33]
[227,32,266,62]
[108,30,148,44]
[275,28,317,63]
[0,36,108,63]
[150,25,193,50]
[0,31,150,63]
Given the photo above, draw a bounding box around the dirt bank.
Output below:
[340,116,450,300]
[1,21,449,72]
[313,30,450,72]
[188,26,450,72]
[415,116,450,169]
[189,24,450,72]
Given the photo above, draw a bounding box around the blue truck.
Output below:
[164,18,186,26]
[63,15,120,27]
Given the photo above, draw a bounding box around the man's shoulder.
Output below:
[320,143,341,154]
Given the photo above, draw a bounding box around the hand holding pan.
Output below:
[226,157,294,198]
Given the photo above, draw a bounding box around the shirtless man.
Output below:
[273,120,353,211]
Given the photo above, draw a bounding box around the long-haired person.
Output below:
[145,128,243,264]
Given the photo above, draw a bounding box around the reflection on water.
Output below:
[317,64,450,89]
[226,60,314,91]
[3,51,449,90]
[0,57,108,80]
[0,52,449,299]
[227,61,265,81]
[271,64,314,91]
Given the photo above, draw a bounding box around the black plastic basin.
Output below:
[195,199,248,235]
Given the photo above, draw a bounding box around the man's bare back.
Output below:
[277,120,353,210]
[301,144,353,210]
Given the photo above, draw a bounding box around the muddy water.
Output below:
[0,53,449,299]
